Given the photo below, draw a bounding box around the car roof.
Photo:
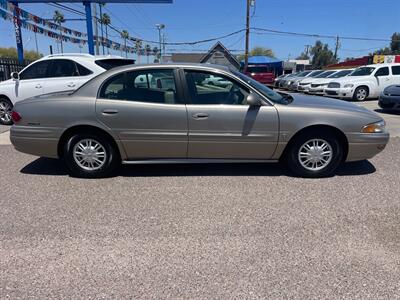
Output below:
[364,63,400,68]
[38,53,128,61]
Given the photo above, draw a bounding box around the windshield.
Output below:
[296,71,311,77]
[234,71,290,104]
[327,69,353,78]
[317,71,336,78]
[350,67,375,76]
[308,70,324,77]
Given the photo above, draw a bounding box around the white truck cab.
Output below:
[324,63,400,101]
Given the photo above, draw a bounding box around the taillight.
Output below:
[11,111,22,123]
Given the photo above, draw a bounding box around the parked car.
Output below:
[275,73,297,88]
[324,63,400,101]
[0,53,135,125]
[202,74,231,87]
[11,63,389,178]
[286,70,324,91]
[243,65,276,86]
[297,70,339,93]
[379,84,400,110]
[274,73,290,88]
[308,69,354,95]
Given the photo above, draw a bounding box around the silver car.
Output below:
[10,63,389,178]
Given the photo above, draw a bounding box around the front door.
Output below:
[14,60,51,101]
[96,68,188,159]
[183,70,279,159]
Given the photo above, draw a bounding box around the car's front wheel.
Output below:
[353,86,369,101]
[63,133,120,178]
[0,98,13,125]
[286,132,344,178]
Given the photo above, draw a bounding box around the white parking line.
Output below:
[0,131,11,145]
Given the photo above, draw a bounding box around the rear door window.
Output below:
[48,59,79,78]
[375,67,389,77]
[391,66,400,75]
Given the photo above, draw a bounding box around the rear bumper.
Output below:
[345,132,390,162]
[10,126,60,158]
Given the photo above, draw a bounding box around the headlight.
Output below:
[344,84,354,88]
[361,120,386,133]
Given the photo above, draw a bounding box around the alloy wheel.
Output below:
[0,100,12,124]
[73,139,107,171]
[298,139,333,171]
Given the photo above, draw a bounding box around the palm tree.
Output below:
[152,46,159,58]
[145,44,151,63]
[100,13,111,54]
[120,30,129,58]
[98,3,106,54]
[135,39,143,63]
[53,10,65,53]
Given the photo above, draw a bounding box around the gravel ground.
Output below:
[1,138,400,299]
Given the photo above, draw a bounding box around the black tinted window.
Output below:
[48,59,79,78]
[20,61,51,80]
[95,59,135,70]
[76,63,93,76]
[392,66,400,75]
[185,71,249,105]
[100,69,178,104]
[375,67,389,77]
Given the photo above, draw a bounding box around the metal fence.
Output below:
[0,58,31,82]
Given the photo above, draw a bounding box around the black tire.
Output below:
[63,133,120,178]
[0,97,13,125]
[353,86,369,101]
[285,131,344,178]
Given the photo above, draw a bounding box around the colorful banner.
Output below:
[0,7,139,54]
[0,0,87,38]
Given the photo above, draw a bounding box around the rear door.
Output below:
[45,59,92,94]
[96,68,188,159]
[183,69,279,159]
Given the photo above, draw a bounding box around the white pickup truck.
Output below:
[324,63,400,101]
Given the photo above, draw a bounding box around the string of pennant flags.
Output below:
[0,0,157,55]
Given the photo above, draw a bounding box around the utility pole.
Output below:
[156,24,165,62]
[93,3,99,55]
[99,4,105,55]
[304,44,311,57]
[244,0,251,72]
[334,35,340,61]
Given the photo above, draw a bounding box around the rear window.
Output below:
[95,59,135,70]
[392,66,400,75]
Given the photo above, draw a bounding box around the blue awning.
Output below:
[241,56,283,66]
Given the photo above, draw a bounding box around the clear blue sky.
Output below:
[0,0,399,61]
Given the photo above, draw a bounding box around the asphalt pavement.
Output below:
[1,133,400,298]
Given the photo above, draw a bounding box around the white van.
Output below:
[324,63,400,101]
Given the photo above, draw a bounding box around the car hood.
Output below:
[300,78,320,84]
[0,79,13,86]
[283,94,381,120]
[310,78,334,85]
[331,76,370,84]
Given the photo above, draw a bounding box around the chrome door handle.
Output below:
[102,109,119,115]
[67,82,76,87]
[192,113,209,119]
[35,84,42,89]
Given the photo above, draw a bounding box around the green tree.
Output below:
[100,13,111,54]
[134,39,143,63]
[372,32,400,55]
[120,30,129,58]
[0,47,42,61]
[309,40,337,69]
[237,46,275,61]
[53,10,65,54]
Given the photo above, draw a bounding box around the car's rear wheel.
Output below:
[353,86,368,101]
[63,133,120,178]
[286,132,344,178]
[0,98,13,125]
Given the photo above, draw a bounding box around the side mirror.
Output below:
[11,72,19,81]
[246,93,262,106]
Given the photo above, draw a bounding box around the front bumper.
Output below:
[345,132,390,162]
[379,94,400,109]
[297,85,311,93]
[324,87,354,99]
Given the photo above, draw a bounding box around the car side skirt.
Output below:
[122,159,279,164]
